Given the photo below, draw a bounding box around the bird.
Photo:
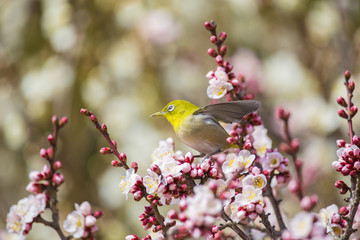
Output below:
[150,100,260,157]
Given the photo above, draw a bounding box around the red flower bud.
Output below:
[210,35,218,44]
[207,48,218,57]
[348,81,355,93]
[350,105,358,118]
[219,45,227,56]
[344,70,351,81]
[80,108,90,116]
[336,96,347,107]
[338,109,348,119]
[219,32,227,42]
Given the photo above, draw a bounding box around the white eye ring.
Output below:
[167,104,175,112]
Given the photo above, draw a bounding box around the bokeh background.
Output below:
[1,0,360,239]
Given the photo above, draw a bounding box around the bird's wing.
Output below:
[193,100,260,123]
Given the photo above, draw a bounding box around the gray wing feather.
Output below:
[194,100,260,123]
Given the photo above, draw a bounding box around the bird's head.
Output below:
[150,100,199,130]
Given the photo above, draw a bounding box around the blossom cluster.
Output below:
[5,116,102,239]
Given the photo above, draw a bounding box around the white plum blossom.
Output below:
[160,159,183,177]
[287,211,314,239]
[151,138,175,164]
[63,210,85,238]
[222,150,255,179]
[226,200,246,223]
[75,201,92,216]
[236,185,263,206]
[318,204,339,233]
[119,168,141,200]
[242,174,267,190]
[6,194,47,234]
[6,208,26,235]
[206,68,233,99]
[184,185,222,227]
[262,152,283,170]
[143,169,162,194]
[252,125,272,157]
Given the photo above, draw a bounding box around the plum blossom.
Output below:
[63,210,85,238]
[143,169,162,194]
[252,125,272,157]
[318,204,339,233]
[262,152,283,170]
[236,185,263,206]
[242,174,267,190]
[286,211,314,239]
[6,194,47,235]
[119,168,141,199]
[206,67,233,99]
[184,185,222,227]
[222,150,255,179]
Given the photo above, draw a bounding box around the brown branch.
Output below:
[221,210,250,240]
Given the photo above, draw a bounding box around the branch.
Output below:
[221,210,250,240]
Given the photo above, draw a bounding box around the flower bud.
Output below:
[59,116,68,127]
[204,21,216,31]
[344,70,351,81]
[352,135,360,146]
[219,32,227,41]
[90,114,97,123]
[85,215,97,227]
[348,81,355,93]
[100,147,112,155]
[54,161,62,170]
[211,225,219,233]
[52,173,65,186]
[210,35,218,44]
[337,96,347,107]
[215,55,223,65]
[338,109,348,119]
[219,45,227,56]
[336,139,346,147]
[119,153,127,163]
[80,108,90,116]
[131,162,138,172]
[350,105,358,118]
[207,48,217,57]
[94,211,103,218]
[133,191,143,201]
[40,148,48,159]
[339,206,349,216]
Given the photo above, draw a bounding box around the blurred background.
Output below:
[0,0,360,239]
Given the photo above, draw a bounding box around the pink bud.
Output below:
[47,134,55,145]
[52,115,58,124]
[332,161,343,171]
[26,182,44,194]
[255,204,263,214]
[169,183,177,191]
[100,147,112,155]
[197,169,204,177]
[190,169,197,178]
[52,173,64,186]
[40,148,48,159]
[291,139,300,153]
[353,135,360,146]
[133,191,143,201]
[219,45,227,56]
[42,165,52,179]
[93,211,103,218]
[337,139,346,147]
[209,168,218,177]
[90,114,97,122]
[166,176,174,184]
[204,21,216,31]
[344,70,351,81]
[354,161,360,171]
[246,203,255,212]
[125,235,140,240]
[215,55,223,65]
[59,116,68,127]
[181,163,191,173]
[53,161,62,170]
[80,108,90,116]
[334,180,346,189]
[348,81,355,93]
[168,209,178,219]
[29,171,43,181]
[339,206,349,216]
[338,109,348,119]
[207,48,217,57]
[211,225,219,233]
[119,153,127,163]
[337,96,347,107]
[219,32,227,41]
[131,162,138,172]
[210,35,218,44]
[201,161,211,172]
[350,105,358,118]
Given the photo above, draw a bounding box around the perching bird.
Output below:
[150,100,260,157]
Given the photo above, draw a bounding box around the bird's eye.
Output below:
[167,104,175,112]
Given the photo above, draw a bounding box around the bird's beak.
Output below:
[150,111,165,117]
